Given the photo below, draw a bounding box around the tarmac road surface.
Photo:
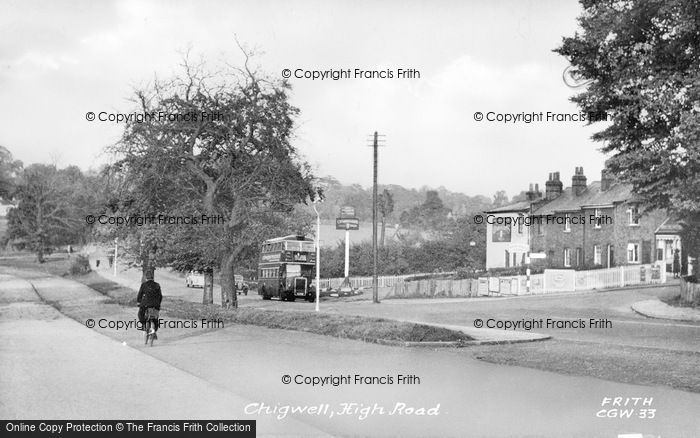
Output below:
[1,270,699,437]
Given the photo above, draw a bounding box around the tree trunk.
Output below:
[220,252,237,309]
[380,216,386,247]
[140,249,155,283]
[140,254,149,283]
[203,270,214,305]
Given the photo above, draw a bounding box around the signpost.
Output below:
[335,218,360,230]
[336,206,359,292]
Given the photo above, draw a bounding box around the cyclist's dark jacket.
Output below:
[137,280,162,310]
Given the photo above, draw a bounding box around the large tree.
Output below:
[0,146,22,201]
[111,53,317,306]
[378,188,394,246]
[8,164,95,262]
[556,0,700,260]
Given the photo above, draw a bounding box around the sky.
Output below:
[0,0,610,199]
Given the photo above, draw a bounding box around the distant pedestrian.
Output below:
[673,249,681,278]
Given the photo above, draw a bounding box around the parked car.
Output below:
[185,270,205,288]
[235,274,249,295]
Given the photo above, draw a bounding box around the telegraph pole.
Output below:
[312,201,321,312]
[369,131,384,304]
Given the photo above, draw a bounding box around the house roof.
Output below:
[533,181,640,215]
[485,200,532,214]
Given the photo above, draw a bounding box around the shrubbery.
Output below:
[319,239,484,278]
[69,255,91,275]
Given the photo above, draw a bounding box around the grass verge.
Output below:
[661,294,700,309]
[469,339,700,393]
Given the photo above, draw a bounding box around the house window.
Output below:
[594,208,602,229]
[564,214,571,232]
[627,243,640,263]
[505,250,510,268]
[513,252,518,267]
[563,248,571,267]
[537,221,543,236]
[594,245,602,265]
[518,216,524,234]
[628,205,640,225]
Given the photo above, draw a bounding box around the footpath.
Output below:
[0,269,329,436]
[632,299,700,323]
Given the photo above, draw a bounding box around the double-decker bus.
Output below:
[258,234,316,302]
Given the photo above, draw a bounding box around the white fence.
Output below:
[318,272,455,290]
[320,264,667,297]
[482,263,667,296]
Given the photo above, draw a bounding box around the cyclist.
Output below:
[137,271,162,340]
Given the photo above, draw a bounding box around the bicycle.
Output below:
[143,307,159,347]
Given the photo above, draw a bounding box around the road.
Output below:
[251,283,700,352]
[1,268,699,437]
[107,265,261,307]
[127,265,699,354]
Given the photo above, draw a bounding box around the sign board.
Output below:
[500,278,512,294]
[530,252,547,259]
[339,206,356,218]
[261,252,281,263]
[477,277,489,295]
[508,244,530,253]
[544,269,575,292]
[336,217,360,230]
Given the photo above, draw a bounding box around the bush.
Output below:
[69,255,91,275]
[487,266,544,277]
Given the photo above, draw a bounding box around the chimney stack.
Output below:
[545,172,563,200]
[601,168,613,191]
[572,166,587,196]
[526,183,542,201]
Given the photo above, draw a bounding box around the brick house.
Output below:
[485,167,682,272]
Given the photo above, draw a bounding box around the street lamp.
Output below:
[312,200,321,312]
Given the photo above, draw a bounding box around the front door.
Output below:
[607,245,615,268]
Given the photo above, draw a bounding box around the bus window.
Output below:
[286,264,301,278]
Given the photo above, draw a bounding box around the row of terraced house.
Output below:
[485,167,684,274]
